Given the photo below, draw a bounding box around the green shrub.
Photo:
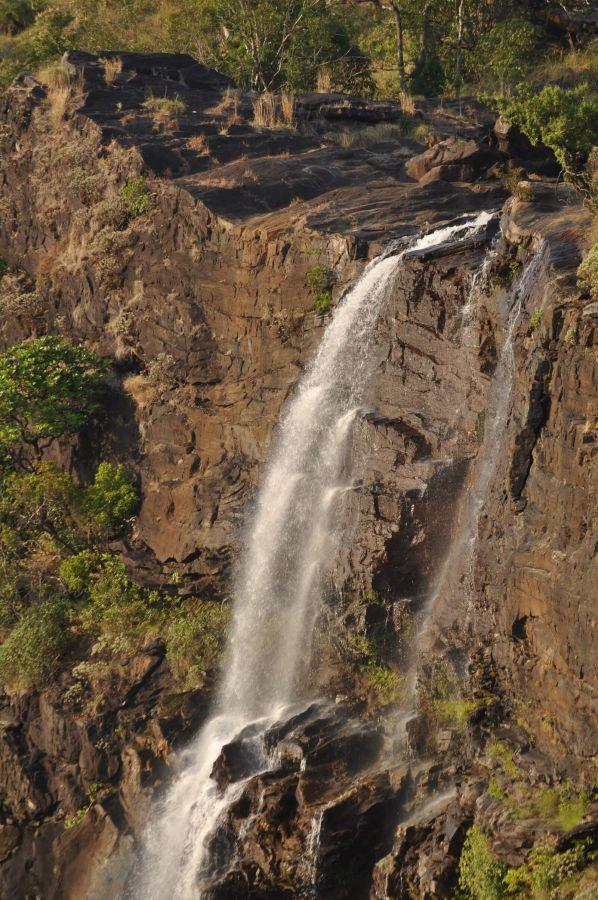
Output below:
[120,178,151,220]
[578,243,598,299]
[504,839,595,897]
[82,462,138,532]
[166,601,229,690]
[499,84,598,191]
[79,555,165,652]
[480,18,539,95]
[564,324,578,345]
[64,781,108,829]
[0,462,82,551]
[459,825,508,900]
[0,259,8,282]
[59,549,102,594]
[0,598,70,689]
[307,266,333,314]
[0,336,107,468]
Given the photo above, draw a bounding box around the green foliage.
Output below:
[346,632,403,707]
[64,781,107,829]
[77,555,166,652]
[410,55,445,97]
[434,698,483,735]
[0,337,107,468]
[59,548,100,594]
[82,462,138,532]
[364,663,403,706]
[459,825,508,900]
[487,776,508,804]
[120,178,151,220]
[499,84,598,189]
[166,601,229,690]
[480,18,539,95]
[0,259,8,282]
[307,266,333,314]
[0,598,70,689]
[578,243,598,299]
[487,740,521,780]
[504,839,596,897]
[529,308,543,331]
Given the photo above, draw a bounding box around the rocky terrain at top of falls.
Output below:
[0,51,595,899]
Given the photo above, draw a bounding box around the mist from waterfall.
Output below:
[127,211,494,900]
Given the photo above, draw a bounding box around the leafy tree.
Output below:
[162,0,371,92]
[0,336,108,469]
[480,17,539,95]
[499,83,598,192]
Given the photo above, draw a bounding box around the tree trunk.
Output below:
[391,2,406,89]
[418,1,432,67]
[455,0,465,112]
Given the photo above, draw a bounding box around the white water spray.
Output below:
[128,212,494,900]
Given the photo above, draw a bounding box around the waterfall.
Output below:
[422,239,548,629]
[127,211,494,900]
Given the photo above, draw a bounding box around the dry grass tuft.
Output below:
[280,92,295,126]
[317,67,332,93]
[399,90,416,115]
[48,84,72,131]
[188,133,209,153]
[101,56,122,85]
[252,91,296,130]
[142,93,187,117]
[252,91,278,128]
[123,373,156,408]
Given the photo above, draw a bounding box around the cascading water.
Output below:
[127,212,494,900]
[423,238,548,628]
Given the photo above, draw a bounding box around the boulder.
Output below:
[405,137,502,183]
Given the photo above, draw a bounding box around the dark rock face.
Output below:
[0,52,595,897]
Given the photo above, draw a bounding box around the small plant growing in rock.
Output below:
[564,323,578,345]
[120,178,151,220]
[577,243,598,299]
[529,307,543,331]
[64,782,108,830]
[307,266,333,314]
[166,601,229,690]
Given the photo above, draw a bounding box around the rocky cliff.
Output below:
[0,52,595,898]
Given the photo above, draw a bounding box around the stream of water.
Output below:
[127,211,495,900]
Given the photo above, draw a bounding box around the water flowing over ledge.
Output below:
[124,212,496,900]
